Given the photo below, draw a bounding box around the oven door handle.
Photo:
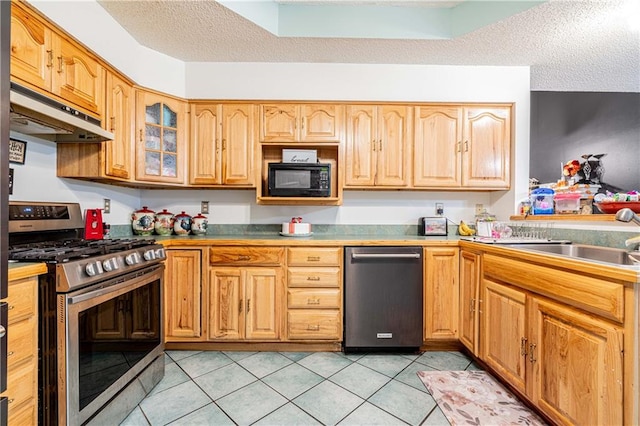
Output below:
[67,266,163,305]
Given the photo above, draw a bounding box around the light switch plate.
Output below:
[201,201,209,214]
[103,198,111,214]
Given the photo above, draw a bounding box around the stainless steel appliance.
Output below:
[267,162,331,197]
[344,246,423,351]
[8,201,165,426]
[9,82,113,142]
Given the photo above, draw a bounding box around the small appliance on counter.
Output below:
[84,208,103,240]
[418,217,447,236]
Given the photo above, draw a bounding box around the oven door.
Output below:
[58,264,164,426]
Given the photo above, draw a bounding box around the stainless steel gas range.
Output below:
[8,201,166,426]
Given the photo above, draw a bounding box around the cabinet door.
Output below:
[462,106,511,188]
[245,268,281,340]
[481,279,527,394]
[528,297,623,425]
[222,104,255,186]
[300,104,342,143]
[376,105,410,186]
[345,105,376,186]
[424,247,459,340]
[104,72,134,179]
[51,35,104,117]
[165,250,201,339]
[10,2,52,91]
[209,268,244,340]
[190,103,222,185]
[459,250,480,354]
[413,106,462,187]
[136,90,187,184]
[260,104,297,142]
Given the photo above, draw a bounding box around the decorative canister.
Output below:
[154,209,175,235]
[131,206,155,236]
[191,213,208,236]
[173,211,192,236]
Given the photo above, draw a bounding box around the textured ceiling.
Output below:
[97,0,640,91]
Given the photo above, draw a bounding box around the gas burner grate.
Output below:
[8,238,157,263]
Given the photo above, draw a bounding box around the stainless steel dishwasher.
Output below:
[344,246,423,351]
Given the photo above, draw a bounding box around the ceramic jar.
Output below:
[154,209,175,235]
[173,211,192,236]
[191,213,208,235]
[132,206,155,236]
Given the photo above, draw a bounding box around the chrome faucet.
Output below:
[615,208,640,248]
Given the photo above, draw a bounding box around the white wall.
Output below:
[16,1,531,226]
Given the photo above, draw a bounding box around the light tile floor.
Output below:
[121,350,482,426]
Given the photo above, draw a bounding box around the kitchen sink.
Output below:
[505,243,640,268]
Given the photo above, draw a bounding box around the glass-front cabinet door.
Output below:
[135,89,187,184]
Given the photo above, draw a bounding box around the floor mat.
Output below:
[417,370,547,426]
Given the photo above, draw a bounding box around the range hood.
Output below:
[9,83,114,142]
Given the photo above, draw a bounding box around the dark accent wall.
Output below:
[530,91,640,193]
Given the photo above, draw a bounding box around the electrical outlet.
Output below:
[201,201,209,214]
[103,198,111,214]
[435,202,444,216]
[475,203,484,215]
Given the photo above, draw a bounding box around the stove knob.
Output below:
[125,252,141,265]
[143,249,156,261]
[102,257,119,272]
[85,261,104,277]
[154,248,166,259]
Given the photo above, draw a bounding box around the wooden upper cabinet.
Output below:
[345,105,410,187]
[222,104,256,186]
[414,106,463,187]
[135,89,187,184]
[189,103,255,186]
[10,1,104,118]
[463,106,511,188]
[414,105,511,189]
[10,2,52,91]
[260,104,342,143]
[104,71,134,179]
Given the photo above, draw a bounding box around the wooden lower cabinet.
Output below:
[1,276,38,425]
[423,247,459,340]
[480,275,624,425]
[459,249,481,353]
[209,267,282,340]
[164,248,203,340]
[286,247,342,341]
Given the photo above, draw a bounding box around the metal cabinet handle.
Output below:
[247,298,251,312]
[222,139,226,150]
[306,276,320,281]
[57,55,64,73]
[46,50,53,68]
[379,139,382,151]
[237,255,251,261]
[457,141,462,152]
[307,298,320,305]
[307,256,320,262]
[139,129,143,142]
[520,337,528,356]
[372,140,376,152]
[351,253,420,259]
[110,117,116,132]
[307,324,320,331]
[529,343,537,363]
[238,299,243,313]
[301,117,306,131]
[469,298,474,314]
[464,141,469,152]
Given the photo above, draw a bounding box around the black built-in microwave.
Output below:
[268,162,331,197]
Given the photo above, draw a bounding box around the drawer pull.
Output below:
[237,255,251,261]
[520,337,528,357]
[247,298,251,312]
[307,325,320,331]
[238,299,243,313]
[307,298,320,305]
[7,351,14,357]
[306,276,321,281]
[8,398,14,405]
[307,256,320,262]
[529,343,537,364]
[8,305,14,310]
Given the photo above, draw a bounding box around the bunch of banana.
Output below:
[458,220,476,236]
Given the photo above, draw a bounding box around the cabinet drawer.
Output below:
[287,310,341,340]
[7,317,37,368]
[8,278,36,324]
[287,267,341,287]
[1,360,36,410]
[210,247,284,265]
[287,247,342,266]
[288,288,341,309]
[8,401,36,426]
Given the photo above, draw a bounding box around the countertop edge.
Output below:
[8,262,48,282]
